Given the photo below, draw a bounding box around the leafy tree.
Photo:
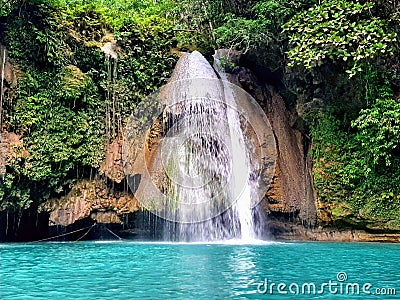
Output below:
[0,0,178,209]
[283,0,397,77]
[353,97,400,167]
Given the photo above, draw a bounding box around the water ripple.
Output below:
[1,242,399,299]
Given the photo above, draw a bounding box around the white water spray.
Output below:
[123,51,277,242]
[213,53,255,240]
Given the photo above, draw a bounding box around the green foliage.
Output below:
[0,0,18,17]
[281,0,400,229]
[353,97,400,166]
[310,65,400,228]
[284,1,397,77]
[214,14,271,53]
[252,0,317,25]
[5,2,73,68]
[211,0,318,70]
[350,68,400,168]
[311,112,400,228]
[1,0,400,232]
[115,15,177,94]
[0,67,105,208]
[0,172,32,210]
[1,0,178,209]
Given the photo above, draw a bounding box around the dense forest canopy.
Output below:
[0,0,399,229]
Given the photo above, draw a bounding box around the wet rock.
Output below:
[41,179,141,226]
[0,44,17,88]
[269,220,400,242]
[48,197,89,227]
[0,132,28,178]
[264,92,316,225]
[100,137,125,183]
[90,211,122,224]
[219,50,317,227]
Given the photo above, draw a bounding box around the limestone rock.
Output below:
[269,220,400,242]
[264,92,316,225]
[101,39,118,59]
[41,179,141,226]
[0,132,28,177]
[48,197,89,227]
[0,44,17,88]
[100,137,125,183]
[90,211,122,224]
[218,51,317,227]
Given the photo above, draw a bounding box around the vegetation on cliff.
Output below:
[0,0,178,210]
[1,0,399,230]
[207,0,400,229]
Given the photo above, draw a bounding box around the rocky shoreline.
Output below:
[1,204,400,242]
[268,220,400,243]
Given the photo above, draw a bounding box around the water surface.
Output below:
[1,241,399,299]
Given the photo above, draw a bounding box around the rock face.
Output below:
[0,44,17,90]
[270,221,400,242]
[0,132,27,180]
[100,137,125,183]
[16,49,399,242]
[0,45,19,178]
[216,49,317,228]
[263,91,316,226]
[41,179,141,226]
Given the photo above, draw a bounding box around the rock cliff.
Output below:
[40,179,141,227]
[2,47,399,242]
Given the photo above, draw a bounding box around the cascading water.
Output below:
[213,52,255,241]
[123,51,276,242]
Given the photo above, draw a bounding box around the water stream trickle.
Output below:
[102,41,119,142]
[0,46,6,129]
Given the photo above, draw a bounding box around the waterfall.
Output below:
[213,52,255,240]
[123,51,276,242]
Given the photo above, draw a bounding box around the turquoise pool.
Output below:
[1,241,399,299]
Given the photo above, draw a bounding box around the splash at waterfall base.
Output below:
[122,51,276,242]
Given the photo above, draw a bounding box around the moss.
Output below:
[311,112,400,230]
